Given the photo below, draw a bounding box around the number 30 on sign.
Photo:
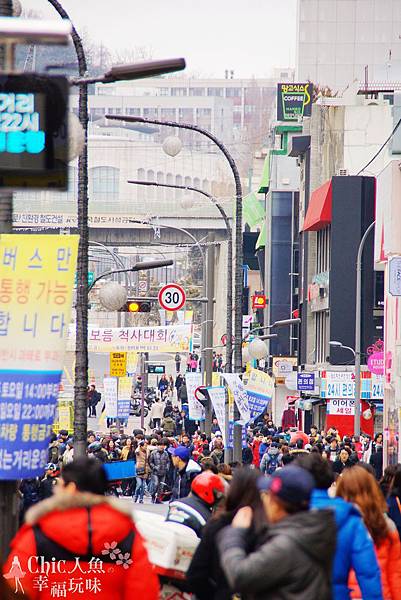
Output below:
[158,283,186,311]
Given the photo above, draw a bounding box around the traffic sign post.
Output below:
[158,283,186,311]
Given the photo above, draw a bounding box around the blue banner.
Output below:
[0,370,61,479]
[247,391,271,421]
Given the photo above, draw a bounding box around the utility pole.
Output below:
[205,233,215,436]
[0,0,19,563]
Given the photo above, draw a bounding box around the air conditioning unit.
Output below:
[337,168,348,176]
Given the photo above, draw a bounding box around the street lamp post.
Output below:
[106,113,243,375]
[127,179,233,370]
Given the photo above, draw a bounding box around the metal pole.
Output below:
[140,353,145,430]
[48,0,89,458]
[108,114,243,374]
[127,179,233,371]
[0,0,18,565]
[205,233,215,436]
[354,221,375,436]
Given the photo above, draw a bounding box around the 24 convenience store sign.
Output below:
[320,371,384,400]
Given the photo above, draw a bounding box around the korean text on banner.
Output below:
[186,372,204,421]
[118,376,133,419]
[0,234,78,480]
[245,368,274,420]
[68,324,192,353]
[222,373,251,423]
[207,386,226,445]
[110,352,127,377]
[103,377,118,419]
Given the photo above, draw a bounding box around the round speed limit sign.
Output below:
[158,283,186,311]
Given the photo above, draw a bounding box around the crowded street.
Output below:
[1,0,401,599]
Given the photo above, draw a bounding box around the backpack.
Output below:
[266,454,279,475]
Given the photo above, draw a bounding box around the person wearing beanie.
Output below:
[217,465,336,600]
[169,445,201,500]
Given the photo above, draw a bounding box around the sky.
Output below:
[22,0,298,78]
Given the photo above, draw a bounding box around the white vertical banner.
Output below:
[186,372,204,420]
[207,386,226,445]
[222,373,251,423]
[103,377,118,418]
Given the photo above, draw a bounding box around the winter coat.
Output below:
[149,448,170,477]
[332,458,353,474]
[210,448,224,465]
[171,458,202,500]
[242,446,253,465]
[178,383,188,402]
[251,439,262,467]
[38,476,56,501]
[348,515,401,600]
[3,492,159,600]
[150,401,164,420]
[217,509,336,600]
[135,447,150,479]
[120,445,135,461]
[187,512,267,600]
[162,416,176,436]
[260,448,282,475]
[387,494,401,540]
[158,378,169,393]
[311,489,382,600]
[369,447,384,480]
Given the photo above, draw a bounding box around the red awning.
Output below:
[303,180,332,232]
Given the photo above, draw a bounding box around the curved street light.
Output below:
[127,178,233,370]
[106,113,243,375]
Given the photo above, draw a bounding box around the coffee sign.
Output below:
[277,83,312,122]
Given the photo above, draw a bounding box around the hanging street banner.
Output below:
[103,377,118,419]
[244,368,274,420]
[117,376,133,420]
[186,372,204,421]
[109,352,127,377]
[277,83,312,121]
[0,234,78,479]
[68,324,192,353]
[207,386,226,445]
[222,373,251,423]
[126,351,139,374]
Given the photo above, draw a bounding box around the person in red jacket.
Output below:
[3,457,159,600]
[251,432,264,467]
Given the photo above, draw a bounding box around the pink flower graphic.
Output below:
[116,552,133,569]
[101,541,121,560]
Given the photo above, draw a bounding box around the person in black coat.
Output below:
[186,467,267,600]
[332,448,353,474]
[369,440,384,480]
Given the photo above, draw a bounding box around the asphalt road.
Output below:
[118,496,169,516]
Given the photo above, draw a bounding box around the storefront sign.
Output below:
[297,372,315,391]
[272,356,297,378]
[367,352,384,375]
[327,398,356,416]
[277,83,312,121]
[109,352,127,377]
[321,371,384,400]
[308,271,329,312]
[389,256,401,296]
[0,234,78,479]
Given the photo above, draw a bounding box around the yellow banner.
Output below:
[110,352,127,377]
[126,351,138,373]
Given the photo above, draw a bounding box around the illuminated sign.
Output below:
[0,74,69,189]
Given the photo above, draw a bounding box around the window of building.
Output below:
[147,170,155,199]
[108,107,122,115]
[175,174,183,199]
[127,107,141,115]
[196,108,212,117]
[178,108,194,122]
[316,227,331,273]
[207,87,223,96]
[90,166,119,201]
[161,108,176,120]
[225,87,241,97]
[171,88,187,96]
[159,88,169,96]
[143,108,158,118]
[189,87,205,96]
[244,104,256,114]
[316,311,329,364]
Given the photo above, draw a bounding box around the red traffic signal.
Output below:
[119,300,151,313]
[252,294,267,309]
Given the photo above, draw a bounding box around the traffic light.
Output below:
[119,300,151,313]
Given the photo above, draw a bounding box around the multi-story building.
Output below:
[296,0,401,92]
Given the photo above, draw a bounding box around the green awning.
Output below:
[243,192,265,227]
[258,151,271,194]
[256,222,266,250]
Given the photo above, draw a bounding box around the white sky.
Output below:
[22,0,297,78]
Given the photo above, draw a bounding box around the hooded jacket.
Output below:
[311,489,382,600]
[3,492,159,600]
[260,447,282,475]
[217,509,336,600]
[171,458,201,500]
[162,416,176,436]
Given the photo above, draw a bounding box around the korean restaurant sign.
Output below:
[68,324,192,353]
[0,234,78,479]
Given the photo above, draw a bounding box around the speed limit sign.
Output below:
[158,283,186,311]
